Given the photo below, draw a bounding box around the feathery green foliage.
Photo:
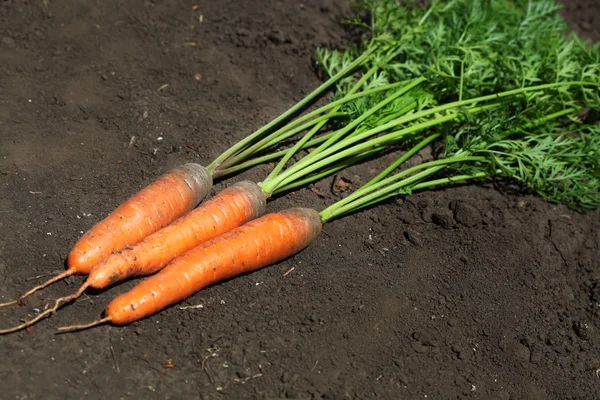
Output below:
[211,0,599,214]
[316,0,600,220]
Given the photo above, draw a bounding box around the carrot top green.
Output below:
[205,0,599,203]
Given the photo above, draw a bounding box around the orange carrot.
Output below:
[0,181,266,334]
[0,163,212,308]
[58,208,322,330]
[88,180,266,287]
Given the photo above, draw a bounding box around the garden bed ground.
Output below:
[1,1,599,399]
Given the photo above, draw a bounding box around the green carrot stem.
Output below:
[223,80,415,169]
[408,171,493,191]
[254,80,411,153]
[217,110,347,171]
[319,153,486,221]
[213,97,422,180]
[298,77,426,165]
[320,165,448,221]
[329,171,493,221]
[524,107,581,128]
[272,146,388,194]
[354,153,480,197]
[206,46,377,173]
[364,133,441,187]
[262,99,502,194]
[260,80,595,191]
[258,100,422,183]
[260,111,461,194]
[263,64,381,182]
[211,131,337,179]
[320,104,584,220]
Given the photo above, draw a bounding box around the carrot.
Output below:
[1,31,418,329]
[58,208,322,330]
[0,163,212,308]
[88,181,266,287]
[0,181,266,334]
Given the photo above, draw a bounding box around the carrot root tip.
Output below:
[0,300,18,308]
[56,316,111,333]
[0,283,91,335]
[17,269,76,304]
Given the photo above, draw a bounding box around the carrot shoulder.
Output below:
[106,208,322,325]
[67,163,212,275]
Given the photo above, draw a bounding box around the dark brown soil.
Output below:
[1,1,599,399]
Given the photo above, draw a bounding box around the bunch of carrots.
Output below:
[0,77,403,332]
[1,0,599,334]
